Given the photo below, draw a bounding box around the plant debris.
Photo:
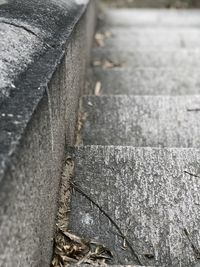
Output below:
[187,108,200,112]
[94,81,102,96]
[72,182,143,265]
[52,228,113,267]
[92,59,123,69]
[183,228,200,259]
[94,31,112,47]
[51,157,113,267]
[56,157,74,232]
[184,170,200,179]
[76,111,88,145]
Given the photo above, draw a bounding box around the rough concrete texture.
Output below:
[0,0,88,102]
[87,67,200,95]
[70,266,148,267]
[102,0,200,8]
[96,27,200,50]
[69,146,200,266]
[81,95,200,147]
[0,23,44,100]
[0,0,97,266]
[102,8,200,27]
[92,48,200,69]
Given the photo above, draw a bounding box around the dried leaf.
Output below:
[102,59,122,69]
[92,60,102,67]
[94,81,101,96]
[61,231,85,244]
[94,31,112,47]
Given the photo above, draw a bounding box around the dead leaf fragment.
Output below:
[102,59,122,69]
[51,229,113,267]
[94,81,101,96]
[94,31,112,47]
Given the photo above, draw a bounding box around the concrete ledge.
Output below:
[0,0,97,266]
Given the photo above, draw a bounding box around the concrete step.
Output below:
[102,0,200,9]
[80,95,200,147]
[87,67,200,95]
[102,9,200,28]
[95,27,200,50]
[92,48,200,69]
[68,145,200,266]
[69,265,148,267]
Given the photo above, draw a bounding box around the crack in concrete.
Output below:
[0,20,54,49]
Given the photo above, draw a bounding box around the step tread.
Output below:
[95,27,200,49]
[103,8,200,27]
[68,145,200,266]
[88,67,200,95]
[92,48,200,69]
[80,95,200,147]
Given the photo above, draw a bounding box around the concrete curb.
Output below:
[0,0,97,266]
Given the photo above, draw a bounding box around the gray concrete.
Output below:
[95,27,200,50]
[69,145,200,266]
[102,9,200,28]
[87,67,200,95]
[102,0,200,8]
[92,48,200,69]
[81,95,200,147]
[0,23,44,101]
[69,6,200,267]
[0,0,97,266]
[0,0,90,102]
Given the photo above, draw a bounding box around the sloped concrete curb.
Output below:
[0,0,97,266]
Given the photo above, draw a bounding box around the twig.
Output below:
[183,228,200,259]
[187,108,200,112]
[71,182,143,265]
[184,171,200,179]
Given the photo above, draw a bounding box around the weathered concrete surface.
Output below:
[92,48,200,69]
[102,8,200,28]
[102,0,200,8]
[81,95,200,147]
[0,0,89,102]
[0,0,97,266]
[87,67,200,95]
[95,27,200,50]
[69,146,200,266]
[0,23,44,101]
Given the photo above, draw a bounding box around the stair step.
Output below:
[68,145,200,266]
[88,67,200,95]
[95,27,200,50]
[103,9,200,27]
[92,48,200,69]
[69,265,149,267]
[80,95,200,147]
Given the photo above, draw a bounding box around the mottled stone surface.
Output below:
[0,0,97,266]
[96,27,200,50]
[92,48,200,69]
[87,67,200,95]
[0,0,88,102]
[69,146,200,266]
[0,23,44,100]
[81,95,200,147]
[102,0,200,8]
[102,9,200,28]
